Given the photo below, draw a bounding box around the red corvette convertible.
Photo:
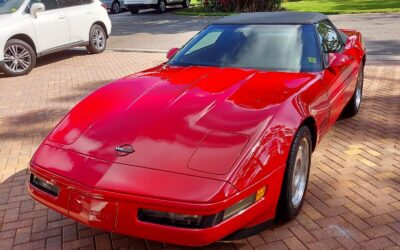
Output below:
[29,12,366,246]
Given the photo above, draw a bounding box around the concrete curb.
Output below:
[107,48,168,53]
[368,54,400,61]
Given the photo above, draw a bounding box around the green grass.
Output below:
[283,0,400,14]
[175,0,400,16]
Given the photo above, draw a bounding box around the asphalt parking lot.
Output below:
[107,12,400,56]
[0,12,399,250]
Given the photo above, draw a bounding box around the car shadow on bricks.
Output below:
[35,49,90,69]
[0,169,247,250]
[0,108,69,141]
[51,79,114,104]
[0,49,90,79]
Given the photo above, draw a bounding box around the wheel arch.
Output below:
[8,34,37,54]
[92,21,109,38]
[299,116,318,152]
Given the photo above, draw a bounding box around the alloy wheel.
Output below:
[112,2,120,13]
[92,28,105,50]
[160,0,166,12]
[4,44,32,74]
[355,67,364,109]
[291,137,310,209]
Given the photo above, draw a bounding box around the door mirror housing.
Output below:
[324,52,352,73]
[166,48,179,60]
[30,3,45,18]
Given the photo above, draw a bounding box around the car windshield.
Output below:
[0,0,24,14]
[169,24,322,72]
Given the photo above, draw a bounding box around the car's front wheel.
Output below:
[157,0,167,13]
[111,1,121,13]
[86,24,107,54]
[278,126,312,221]
[182,0,190,8]
[1,39,36,77]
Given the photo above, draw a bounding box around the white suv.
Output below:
[0,0,112,77]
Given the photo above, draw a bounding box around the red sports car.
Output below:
[29,12,366,246]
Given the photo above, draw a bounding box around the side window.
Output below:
[29,0,59,10]
[58,0,86,7]
[81,0,93,4]
[316,21,343,53]
[184,30,222,55]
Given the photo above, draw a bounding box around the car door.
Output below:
[317,20,357,127]
[29,0,70,52]
[58,0,94,43]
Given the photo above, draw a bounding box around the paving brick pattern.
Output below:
[0,51,399,250]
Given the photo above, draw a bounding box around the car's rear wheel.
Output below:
[277,126,311,221]
[111,1,121,13]
[86,24,107,54]
[342,62,364,118]
[182,0,190,8]
[157,0,166,13]
[1,39,36,77]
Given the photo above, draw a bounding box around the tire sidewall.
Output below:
[111,1,120,13]
[87,25,107,54]
[342,62,364,118]
[1,39,36,77]
[157,0,166,13]
[278,126,312,220]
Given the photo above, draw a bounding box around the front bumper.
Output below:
[29,165,282,246]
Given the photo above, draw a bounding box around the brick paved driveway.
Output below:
[0,51,399,250]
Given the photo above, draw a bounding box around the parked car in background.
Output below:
[102,0,125,14]
[124,0,189,14]
[0,0,112,77]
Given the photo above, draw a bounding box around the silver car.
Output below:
[102,0,125,13]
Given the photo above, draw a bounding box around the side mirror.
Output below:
[166,48,179,60]
[325,53,352,73]
[30,3,45,18]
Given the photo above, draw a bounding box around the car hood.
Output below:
[0,13,24,26]
[0,14,12,24]
[46,65,317,180]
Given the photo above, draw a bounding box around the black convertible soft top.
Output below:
[213,12,328,25]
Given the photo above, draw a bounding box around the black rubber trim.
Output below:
[137,209,224,229]
[222,219,274,240]
[30,174,59,197]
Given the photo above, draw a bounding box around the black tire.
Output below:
[86,24,107,54]
[277,126,312,221]
[110,1,121,13]
[0,39,36,77]
[342,62,364,118]
[128,6,139,14]
[157,0,167,13]
[182,0,190,8]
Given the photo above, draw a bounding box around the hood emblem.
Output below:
[115,144,135,156]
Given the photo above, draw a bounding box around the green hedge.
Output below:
[202,0,283,12]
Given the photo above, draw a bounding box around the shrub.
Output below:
[205,0,283,12]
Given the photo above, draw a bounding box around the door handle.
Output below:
[58,14,65,19]
[85,11,92,14]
